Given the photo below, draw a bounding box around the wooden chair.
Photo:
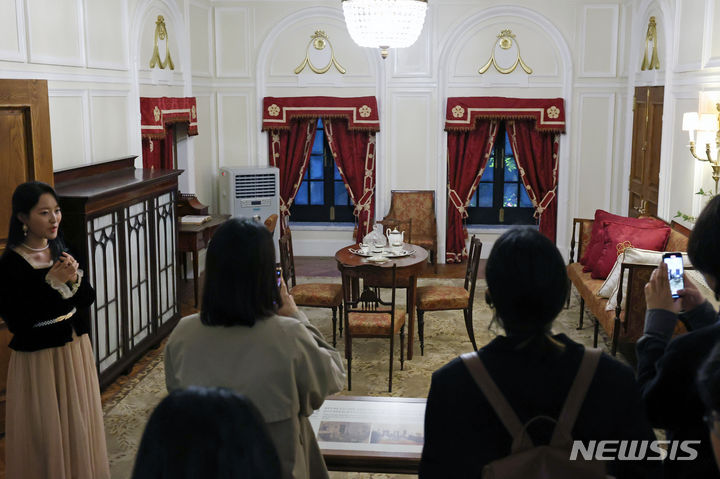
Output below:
[264,213,278,233]
[415,236,483,354]
[278,229,343,346]
[381,191,438,270]
[342,264,405,392]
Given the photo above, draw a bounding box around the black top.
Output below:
[0,248,95,352]
[637,304,720,479]
[420,334,660,479]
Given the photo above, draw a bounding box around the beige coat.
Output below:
[164,310,345,479]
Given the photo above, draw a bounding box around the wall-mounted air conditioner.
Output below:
[219,166,280,256]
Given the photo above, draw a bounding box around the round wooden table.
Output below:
[335,244,428,360]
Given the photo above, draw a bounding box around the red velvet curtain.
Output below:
[323,118,376,239]
[268,119,318,232]
[446,120,499,263]
[142,125,175,169]
[507,120,560,243]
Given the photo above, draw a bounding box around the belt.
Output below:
[33,308,77,328]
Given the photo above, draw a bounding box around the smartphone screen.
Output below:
[276,266,283,287]
[663,253,684,299]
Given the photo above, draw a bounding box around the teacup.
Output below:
[359,243,370,255]
[391,242,403,254]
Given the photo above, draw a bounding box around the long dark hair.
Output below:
[4,181,67,260]
[131,387,281,479]
[485,227,569,349]
[688,195,720,296]
[200,218,280,326]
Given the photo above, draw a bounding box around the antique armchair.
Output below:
[278,229,343,346]
[342,264,405,392]
[381,190,437,270]
[416,236,482,353]
[264,213,278,233]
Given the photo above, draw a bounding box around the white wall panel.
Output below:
[674,0,704,71]
[215,7,250,78]
[190,2,212,76]
[392,22,432,78]
[575,94,615,218]
[85,0,128,70]
[580,5,618,77]
[49,92,89,170]
[217,93,252,167]
[0,0,25,61]
[706,0,720,67]
[89,93,130,162]
[388,91,434,193]
[193,93,217,211]
[26,0,85,66]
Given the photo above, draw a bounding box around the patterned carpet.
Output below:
[103,278,618,479]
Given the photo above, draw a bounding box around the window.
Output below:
[290,119,355,222]
[466,125,535,225]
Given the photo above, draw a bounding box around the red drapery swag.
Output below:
[261,96,380,237]
[444,97,565,258]
[140,97,198,169]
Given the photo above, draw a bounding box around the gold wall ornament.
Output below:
[641,16,660,71]
[149,15,174,70]
[478,29,533,75]
[294,31,346,75]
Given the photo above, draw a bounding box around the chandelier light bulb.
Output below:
[342,0,428,58]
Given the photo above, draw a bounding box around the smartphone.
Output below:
[276,266,283,287]
[662,252,684,299]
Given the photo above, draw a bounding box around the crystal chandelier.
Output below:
[342,0,428,59]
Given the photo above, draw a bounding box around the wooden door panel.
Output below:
[628,86,663,217]
[0,109,33,248]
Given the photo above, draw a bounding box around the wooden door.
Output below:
[0,79,54,434]
[628,86,663,217]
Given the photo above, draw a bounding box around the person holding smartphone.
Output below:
[637,195,720,478]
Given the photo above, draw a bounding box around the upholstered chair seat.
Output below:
[348,308,406,336]
[416,286,469,310]
[291,283,343,307]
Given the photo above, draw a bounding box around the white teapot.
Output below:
[386,227,405,247]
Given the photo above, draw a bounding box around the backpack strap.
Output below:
[549,347,602,446]
[461,352,527,446]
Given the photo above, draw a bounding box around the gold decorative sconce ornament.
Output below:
[641,16,660,71]
[479,29,533,75]
[294,31,346,74]
[149,15,174,70]
[682,104,720,194]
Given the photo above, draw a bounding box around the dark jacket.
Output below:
[637,302,720,479]
[420,334,659,479]
[0,248,95,351]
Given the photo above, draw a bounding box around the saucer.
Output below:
[367,255,389,264]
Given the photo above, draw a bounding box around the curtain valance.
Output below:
[261,96,380,132]
[140,97,198,139]
[444,97,565,133]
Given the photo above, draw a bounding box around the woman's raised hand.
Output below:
[276,277,299,318]
[47,252,79,284]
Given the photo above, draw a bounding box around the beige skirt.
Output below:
[5,333,110,479]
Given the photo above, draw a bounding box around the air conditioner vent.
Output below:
[234,174,277,199]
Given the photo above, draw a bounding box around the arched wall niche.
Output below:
[435,5,572,260]
[130,0,195,191]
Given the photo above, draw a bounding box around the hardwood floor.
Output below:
[0,256,479,478]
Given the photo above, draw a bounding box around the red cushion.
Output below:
[590,221,671,279]
[580,210,664,270]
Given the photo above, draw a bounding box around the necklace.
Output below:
[21,242,49,252]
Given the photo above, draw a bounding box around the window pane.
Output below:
[503,184,518,207]
[468,193,477,207]
[334,181,348,205]
[295,182,308,205]
[504,155,519,182]
[504,131,513,153]
[333,162,342,180]
[477,183,493,207]
[481,154,494,182]
[519,185,533,207]
[310,182,324,205]
[309,156,323,179]
[311,130,324,155]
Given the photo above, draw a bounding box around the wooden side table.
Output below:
[178,215,230,307]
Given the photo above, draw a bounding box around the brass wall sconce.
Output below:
[682,105,720,194]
